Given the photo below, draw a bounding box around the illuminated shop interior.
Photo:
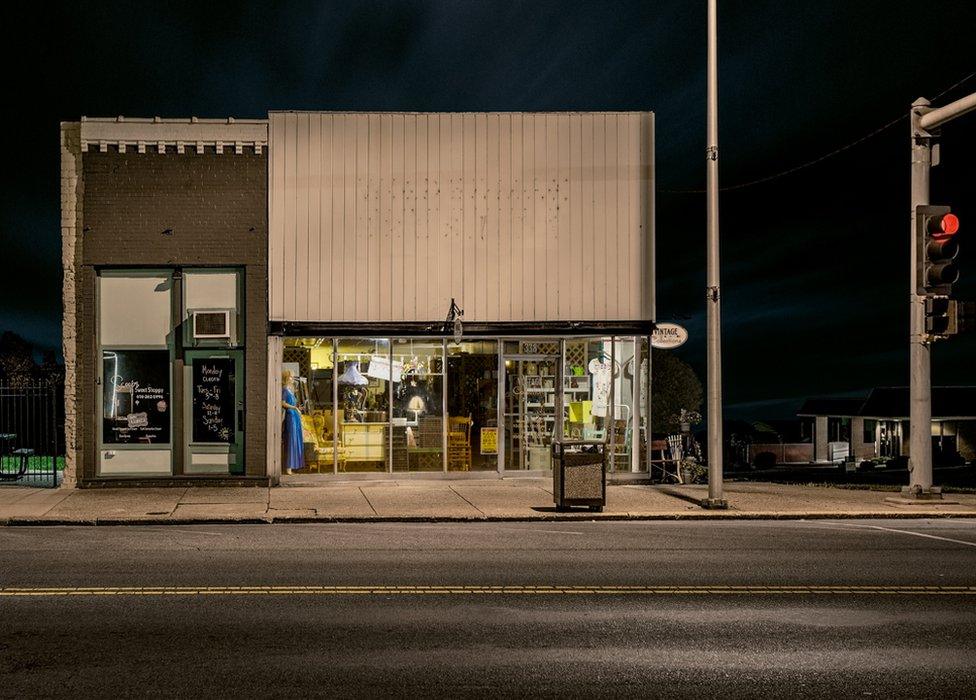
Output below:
[279,336,650,475]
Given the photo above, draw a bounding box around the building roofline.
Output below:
[79,116,268,124]
[68,116,268,154]
[267,109,655,116]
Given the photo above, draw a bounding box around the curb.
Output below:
[3,511,976,526]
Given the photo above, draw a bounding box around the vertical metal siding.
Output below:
[269,111,653,323]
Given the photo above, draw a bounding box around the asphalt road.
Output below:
[2,520,976,698]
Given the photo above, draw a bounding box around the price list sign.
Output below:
[192,358,235,444]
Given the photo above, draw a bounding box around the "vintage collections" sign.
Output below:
[651,323,689,350]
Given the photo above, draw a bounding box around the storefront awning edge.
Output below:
[270,320,656,337]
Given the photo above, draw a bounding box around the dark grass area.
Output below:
[0,455,64,471]
[727,463,976,492]
[0,454,62,487]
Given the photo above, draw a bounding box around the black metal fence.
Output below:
[0,383,63,487]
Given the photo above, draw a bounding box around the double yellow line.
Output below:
[2,585,976,597]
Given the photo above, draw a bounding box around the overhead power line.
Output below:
[663,71,976,195]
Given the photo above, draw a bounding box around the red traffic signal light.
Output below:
[917,205,961,296]
[927,212,960,239]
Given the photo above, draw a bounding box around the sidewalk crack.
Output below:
[170,487,189,516]
[38,491,74,517]
[449,485,486,517]
[359,487,378,516]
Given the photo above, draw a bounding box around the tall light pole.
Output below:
[703,0,727,508]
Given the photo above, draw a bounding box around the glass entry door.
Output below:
[503,344,561,471]
[183,350,244,475]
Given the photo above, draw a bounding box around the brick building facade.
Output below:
[60,118,269,485]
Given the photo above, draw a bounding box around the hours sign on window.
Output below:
[192,358,235,444]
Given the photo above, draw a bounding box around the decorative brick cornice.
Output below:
[78,116,268,154]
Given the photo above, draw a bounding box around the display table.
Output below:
[340,422,386,465]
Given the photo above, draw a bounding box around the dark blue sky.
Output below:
[2,0,974,419]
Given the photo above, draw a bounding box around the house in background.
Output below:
[798,387,976,464]
[749,387,976,466]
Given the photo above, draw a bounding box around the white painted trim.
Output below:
[78,117,268,153]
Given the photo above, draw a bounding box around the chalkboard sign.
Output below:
[192,357,235,444]
[102,350,171,444]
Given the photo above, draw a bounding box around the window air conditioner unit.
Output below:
[191,309,232,340]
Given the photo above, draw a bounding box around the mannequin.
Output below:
[281,369,304,474]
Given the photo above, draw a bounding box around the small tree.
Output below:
[651,349,703,434]
[0,331,35,388]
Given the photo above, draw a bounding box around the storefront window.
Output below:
[562,339,609,444]
[276,334,649,477]
[336,338,390,473]
[97,271,174,476]
[611,337,637,473]
[503,340,560,471]
[391,339,444,472]
[639,336,650,472]
[102,349,172,445]
[281,338,335,473]
[448,340,499,471]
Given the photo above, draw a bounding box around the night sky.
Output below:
[2,0,974,420]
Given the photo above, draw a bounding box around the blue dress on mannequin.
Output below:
[282,387,304,471]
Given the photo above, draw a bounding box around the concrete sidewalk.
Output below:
[2,479,976,524]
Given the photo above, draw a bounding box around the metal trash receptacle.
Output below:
[552,440,606,512]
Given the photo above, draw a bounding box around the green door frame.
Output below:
[184,349,245,475]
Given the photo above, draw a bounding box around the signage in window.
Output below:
[192,357,236,444]
[480,427,498,455]
[102,350,171,444]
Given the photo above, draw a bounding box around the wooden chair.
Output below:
[447,416,473,471]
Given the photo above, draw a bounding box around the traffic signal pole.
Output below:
[906,92,976,500]
[908,98,935,497]
[702,0,727,508]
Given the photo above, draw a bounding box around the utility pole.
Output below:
[903,91,976,501]
[702,0,727,508]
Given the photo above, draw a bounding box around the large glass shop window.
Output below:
[392,340,444,472]
[281,338,335,473]
[336,339,390,473]
[448,340,499,471]
[610,337,637,473]
[638,336,650,473]
[277,336,644,476]
[503,340,560,471]
[560,337,646,473]
[98,272,174,475]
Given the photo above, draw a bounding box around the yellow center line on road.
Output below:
[1,585,975,597]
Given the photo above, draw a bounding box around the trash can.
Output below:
[552,440,606,512]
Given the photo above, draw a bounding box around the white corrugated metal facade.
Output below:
[269,111,654,324]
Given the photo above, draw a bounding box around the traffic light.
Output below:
[925,299,976,339]
[925,297,952,336]
[916,205,960,296]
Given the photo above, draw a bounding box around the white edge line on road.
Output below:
[822,521,976,548]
